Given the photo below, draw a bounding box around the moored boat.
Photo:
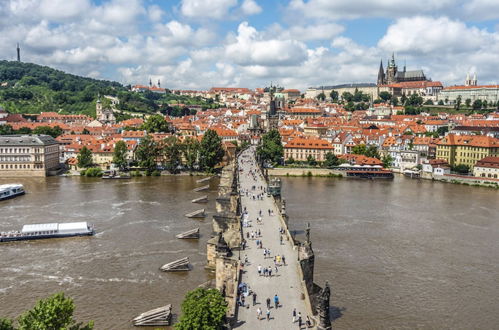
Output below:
[102,171,131,179]
[0,184,25,201]
[0,222,95,243]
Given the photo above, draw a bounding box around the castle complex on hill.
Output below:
[377,54,428,86]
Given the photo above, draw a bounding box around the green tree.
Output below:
[82,128,90,135]
[316,92,326,101]
[257,129,283,165]
[329,90,339,102]
[33,126,63,138]
[175,288,227,330]
[163,136,182,173]
[286,157,295,165]
[472,99,482,110]
[0,318,14,330]
[351,144,367,155]
[306,155,317,166]
[365,145,380,159]
[17,293,93,330]
[379,91,392,102]
[465,98,471,107]
[424,99,434,105]
[382,154,393,168]
[436,126,449,136]
[341,92,353,102]
[452,164,470,174]
[438,100,444,106]
[199,129,224,172]
[112,140,128,170]
[323,152,340,168]
[455,95,462,110]
[0,124,14,135]
[135,135,158,173]
[182,137,200,170]
[141,114,170,133]
[77,146,93,168]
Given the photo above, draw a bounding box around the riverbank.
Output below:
[268,167,343,177]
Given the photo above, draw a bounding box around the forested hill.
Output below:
[0,61,218,118]
[0,60,125,117]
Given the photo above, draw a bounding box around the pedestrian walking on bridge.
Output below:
[274,294,279,309]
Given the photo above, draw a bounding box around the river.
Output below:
[0,176,217,329]
[1,175,498,329]
[283,175,499,330]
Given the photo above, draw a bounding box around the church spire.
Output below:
[377,59,385,85]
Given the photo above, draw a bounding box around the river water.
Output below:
[283,176,499,330]
[1,175,498,329]
[0,176,218,329]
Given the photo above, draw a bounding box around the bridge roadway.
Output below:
[235,147,311,329]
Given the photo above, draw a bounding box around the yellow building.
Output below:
[284,137,333,162]
[436,134,499,169]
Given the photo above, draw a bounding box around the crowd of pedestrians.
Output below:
[235,148,313,328]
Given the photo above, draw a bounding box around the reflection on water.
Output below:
[0,176,218,329]
[283,176,499,330]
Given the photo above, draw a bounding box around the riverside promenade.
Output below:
[235,147,312,329]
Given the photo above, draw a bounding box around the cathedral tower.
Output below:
[377,60,385,85]
[385,53,398,84]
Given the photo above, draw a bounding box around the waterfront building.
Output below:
[436,134,499,168]
[284,137,333,162]
[473,156,499,179]
[0,134,60,177]
[421,159,451,178]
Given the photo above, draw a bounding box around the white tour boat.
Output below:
[0,222,95,243]
[0,184,25,201]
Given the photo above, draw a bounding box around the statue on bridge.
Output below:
[317,281,332,330]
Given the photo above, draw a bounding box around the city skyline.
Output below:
[2,0,499,89]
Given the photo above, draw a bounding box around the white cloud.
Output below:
[287,23,344,41]
[463,0,499,20]
[39,0,90,21]
[148,5,165,22]
[225,22,308,66]
[240,0,262,15]
[378,16,494,55]
[288,0,457,19]
[181,0,238,19]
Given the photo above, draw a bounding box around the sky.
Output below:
[1,0,499,90]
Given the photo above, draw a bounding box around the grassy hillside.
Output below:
[0,61,124,117]
[0,61,218,118]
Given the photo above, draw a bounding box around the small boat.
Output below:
[102,171,131,179]
[0,184,25,201]
[0,222,95,243]
[403,169,420,178]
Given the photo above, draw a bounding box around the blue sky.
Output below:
[1,0,499,90]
